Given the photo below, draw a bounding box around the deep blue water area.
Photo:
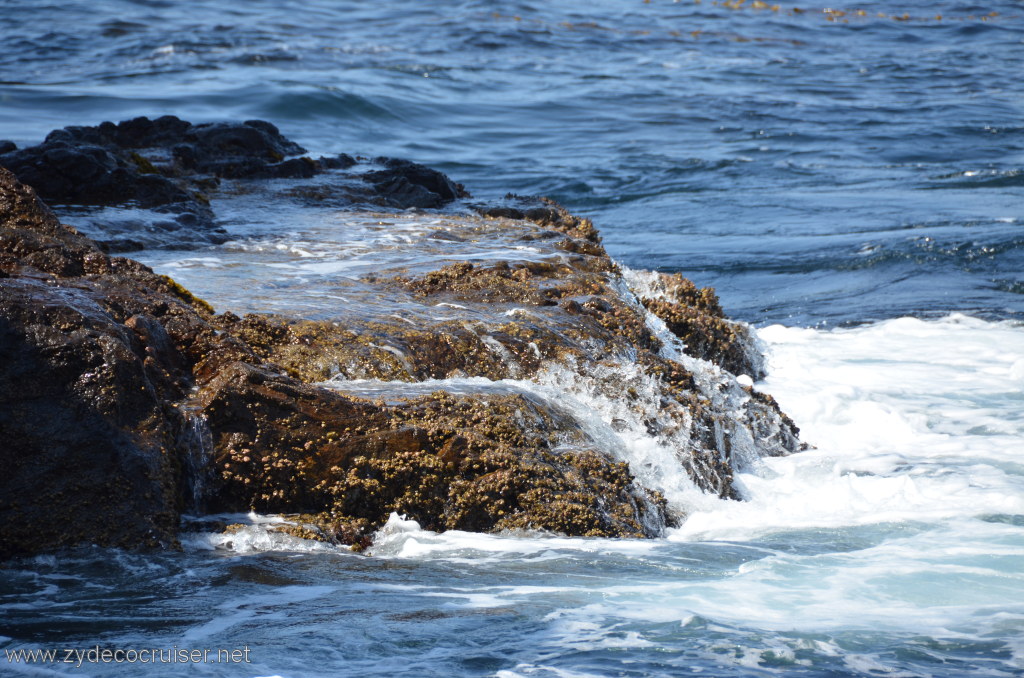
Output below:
[2,0,1022,325]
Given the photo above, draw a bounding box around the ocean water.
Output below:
[2,1,1023,676]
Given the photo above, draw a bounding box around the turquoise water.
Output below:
[2,2,1024,676]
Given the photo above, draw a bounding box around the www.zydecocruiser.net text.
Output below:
[5,646,252,669]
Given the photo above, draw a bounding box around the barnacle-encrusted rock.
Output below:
[639,272,766,379]
[475,194,603,244]
[0,119,803,558]
[0,168,676,556]
[199,366,666,539]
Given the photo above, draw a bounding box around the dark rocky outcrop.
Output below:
[0,167,686,558]
[0,124,803,558]
[0,117,468,252]
[0,167,207,555]
[363,158,467,209]
[0,117,218,238]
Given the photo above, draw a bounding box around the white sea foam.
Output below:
[486,314,1024,663]
[181,512,345,554]
[366,513,660,562]
[674,314,1024,541]
[539,518,1024,636]
[180,585,336,643]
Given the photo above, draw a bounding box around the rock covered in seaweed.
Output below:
[1,118,804,558]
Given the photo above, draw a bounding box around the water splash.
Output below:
[179,407,214,513]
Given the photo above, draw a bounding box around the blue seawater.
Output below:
[2,2,1023,677]
[3,0,1023,325]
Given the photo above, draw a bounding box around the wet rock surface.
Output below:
[363,157,466,209]
[1,122,803,558]
[636,271,767,380]
[0,167,206,556]
[201,364,666,543]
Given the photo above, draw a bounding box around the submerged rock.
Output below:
[0,123,804,558]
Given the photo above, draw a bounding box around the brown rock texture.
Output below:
[0,121,803,558]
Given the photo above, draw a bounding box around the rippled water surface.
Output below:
[2,1,1024,677]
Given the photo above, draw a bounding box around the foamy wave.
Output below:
[181,513,345,554]
[366,513,660,562]
[673,314,1024,541]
